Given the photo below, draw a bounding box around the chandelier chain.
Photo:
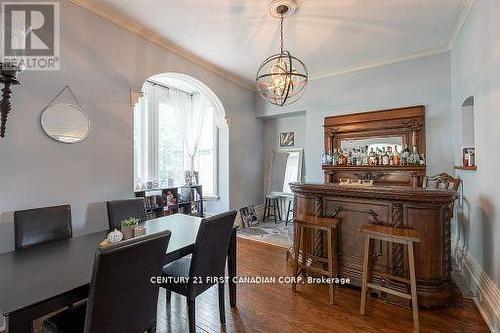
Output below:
[280,15,284,54]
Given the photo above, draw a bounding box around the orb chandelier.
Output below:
[256,0,308,107]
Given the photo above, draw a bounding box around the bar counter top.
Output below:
[289,182,456,204]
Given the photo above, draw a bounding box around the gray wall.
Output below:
[451,0,500,287]
[0,1,263,253]
[257,52,454,183]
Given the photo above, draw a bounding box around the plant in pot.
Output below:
[121,217,140,240]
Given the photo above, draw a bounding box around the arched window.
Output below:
[134,73,227,198]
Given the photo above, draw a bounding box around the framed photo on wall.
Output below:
[280,132,295,147]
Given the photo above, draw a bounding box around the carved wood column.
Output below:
[391,203,404,276]
[313,196,323,257]
[443,205,452,281]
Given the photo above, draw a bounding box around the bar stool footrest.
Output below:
[366,283,412,300]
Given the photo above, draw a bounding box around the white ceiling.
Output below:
[84,0,469,87]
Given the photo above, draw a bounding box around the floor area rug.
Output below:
[237,221,294,248]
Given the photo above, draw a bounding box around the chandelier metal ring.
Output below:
[256,1,308,107]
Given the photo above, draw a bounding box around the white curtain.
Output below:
[171,90,208,171]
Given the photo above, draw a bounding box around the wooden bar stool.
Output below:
[360,224,421,333]
[292,215,340,304]
[263,194,281,223]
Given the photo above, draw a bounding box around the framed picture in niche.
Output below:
[280,132,294,147]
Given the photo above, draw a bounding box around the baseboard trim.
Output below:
[455,242,500,333]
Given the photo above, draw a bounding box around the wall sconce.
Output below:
[0,64,21,137]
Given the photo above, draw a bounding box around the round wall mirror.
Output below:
[41,104,90,143]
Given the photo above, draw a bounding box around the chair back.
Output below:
[106,198,147,230]
[84,230,171,332]
[189,211,237,295]
[423,173,461,191]
[14,205,72,250]
[423,173,461,216]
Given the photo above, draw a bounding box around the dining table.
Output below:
[0,213,237,333]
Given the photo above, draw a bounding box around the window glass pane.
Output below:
[158,101,184,186]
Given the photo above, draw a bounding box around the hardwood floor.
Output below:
[156,237,489,333]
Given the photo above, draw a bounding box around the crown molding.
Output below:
[447,0,476,49]
[68,0,256,92]
[310,45,450,81]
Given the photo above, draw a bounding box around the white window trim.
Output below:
[136,81,219,197]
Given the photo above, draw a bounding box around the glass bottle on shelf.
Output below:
[388,146,394,166]
[393,145,401,166]
[411,146,420,165]
[401,144,410,166]
[362,146,369,165]
[356,149,363,166]
[326,149,333,165]
[321,151,329,165]
[382,147,390,166]
[369,148,376,166]
[332,148,339,166]
[419,154,426,166]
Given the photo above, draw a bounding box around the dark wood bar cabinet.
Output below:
[291,106,458,308]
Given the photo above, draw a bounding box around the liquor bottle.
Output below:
[352,149,358,166]
[356,149,363,166]
[381,147,389,166]
[393,145,401,166]
[362,146,369,165]
[326,149,333,165]
[347,150,352,165]
[332,148,339,166]
[322,151,329,165]
[401,144,410,166]
[388,146,394,166]
[411,146,420,165]
[369,148,376,166]
[338,149,345,165]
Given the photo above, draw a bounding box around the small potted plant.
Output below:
[121,217,140,240]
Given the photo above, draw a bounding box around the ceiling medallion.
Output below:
[256,0,308,107]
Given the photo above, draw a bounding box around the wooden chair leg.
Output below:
[292,225,302,292]
[218,282,226,325]
[263,198,269,221]
[407,241,419,333]
[327,228,335,304]
[285,200,292,226]
[276,198,282,221]
[360,235,373,315]
[272,200,278,223]
[165,290,171,303]
[187,298,196,333]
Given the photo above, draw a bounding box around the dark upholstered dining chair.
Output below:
[43,229,171,333]
[160,210,237,333]
[14,205,72,250]
[106,198,147,230]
